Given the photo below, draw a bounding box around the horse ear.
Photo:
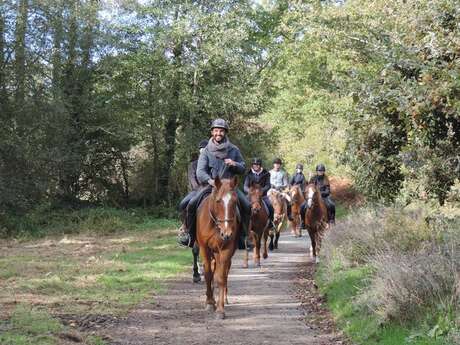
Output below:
[214,176,222,189]
[231,176,238,189]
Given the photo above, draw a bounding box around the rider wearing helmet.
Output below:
[177,140,208,237]
[309,164,336,224]
[243,158,274,223]
[269,158,293,221]
[177,119,251,247]
[290,163,306,190]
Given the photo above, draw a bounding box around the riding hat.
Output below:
[198,139,208,149]
[210,118,229,131]
[296,163,303,170]
[316,164,326,172]
[273,158,282,165]
[252,158,262,166]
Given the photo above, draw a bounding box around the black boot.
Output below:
[287,203,294,221]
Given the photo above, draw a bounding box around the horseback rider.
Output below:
[290,163,306,190]
[301,164,336,226]
[177,119,251,247]
[269,158,293,221]
[243,158,274,223]
[177,139,209,238]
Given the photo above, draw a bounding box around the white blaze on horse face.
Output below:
[307,187,314,208]
[222,192,232,228]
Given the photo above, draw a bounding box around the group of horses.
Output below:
[191,177,330,319]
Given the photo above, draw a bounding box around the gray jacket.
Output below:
[269,169,289,190]
[196,144,246,184]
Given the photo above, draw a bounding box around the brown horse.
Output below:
[267,189,288,250]
[303,183,329,263]
[243,183,271,268]
[196,177,241,319]
[289,184,305,237]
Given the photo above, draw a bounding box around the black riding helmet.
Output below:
[198,139,208,149]
[316,164,326,172]
[252,158,262,166]
[210,118,229,131]
[273,158,282,165]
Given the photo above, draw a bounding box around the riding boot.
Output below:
[300,202,307,229]
[237,189,253,250]
[287,203,294,221]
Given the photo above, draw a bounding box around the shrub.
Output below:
[321,203,460,333]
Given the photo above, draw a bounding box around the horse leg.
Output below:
[307,228,317,261]
[242,233,249,268]
[202,249,215,311]
[225,260,231,305]
[263,229,269,259]
[269,233,274,251]
[192,243,200,283]
[274,230,280,249]
[214,256,229,319]
[254,233,261,267]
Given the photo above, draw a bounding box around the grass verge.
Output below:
[317,204,460,345]
[0,210,190,345]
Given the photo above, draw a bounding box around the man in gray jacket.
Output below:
[178,119,251,247]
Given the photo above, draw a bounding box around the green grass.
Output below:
[0,212,191,344]
[317,265,449,345]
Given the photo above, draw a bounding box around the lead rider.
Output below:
[177,119,251,247]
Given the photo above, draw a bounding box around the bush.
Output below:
[321,204,460,335]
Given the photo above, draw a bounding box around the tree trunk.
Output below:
[14,0,28,104]
[0,6,6,107]
[51,2,63,98]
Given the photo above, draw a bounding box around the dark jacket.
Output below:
[243,169,271,195]
[290,172,306,189]
[309,175,331,198]
[187,160,201,191]
[196,142,246,184]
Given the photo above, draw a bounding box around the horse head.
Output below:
[210,176,239,242]
[290,185,303,204]
[268,189,286,224]
[248,182,263,214]
[304,183,319,209]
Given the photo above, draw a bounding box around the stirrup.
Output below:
[177,225,192,247]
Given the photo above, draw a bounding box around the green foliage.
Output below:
[0,206,178,239]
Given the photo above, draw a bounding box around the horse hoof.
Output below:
[315,257,320,264]
[205,304,216,312]
[215,311,225,320]
[263,253,268,259]
[193,274,201,283]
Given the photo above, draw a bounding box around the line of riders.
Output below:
[177,118,336,248]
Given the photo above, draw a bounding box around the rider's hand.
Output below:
[224,158,236,166]
[208,179,216,187]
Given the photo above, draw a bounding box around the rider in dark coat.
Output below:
[177,140,208,228]
[301,164,336,226]
[290,163,306,190]
[243,158,274,222]
[178,119,251,247]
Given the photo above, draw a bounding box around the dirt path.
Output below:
[105,233,343,345]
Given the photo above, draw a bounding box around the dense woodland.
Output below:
[1,0,459,234]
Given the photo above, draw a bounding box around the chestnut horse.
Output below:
[196,177,241,319]
[289,184,305,237]
[243,183,271,268]
[303,183,329,263]
[267,189,288,250]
